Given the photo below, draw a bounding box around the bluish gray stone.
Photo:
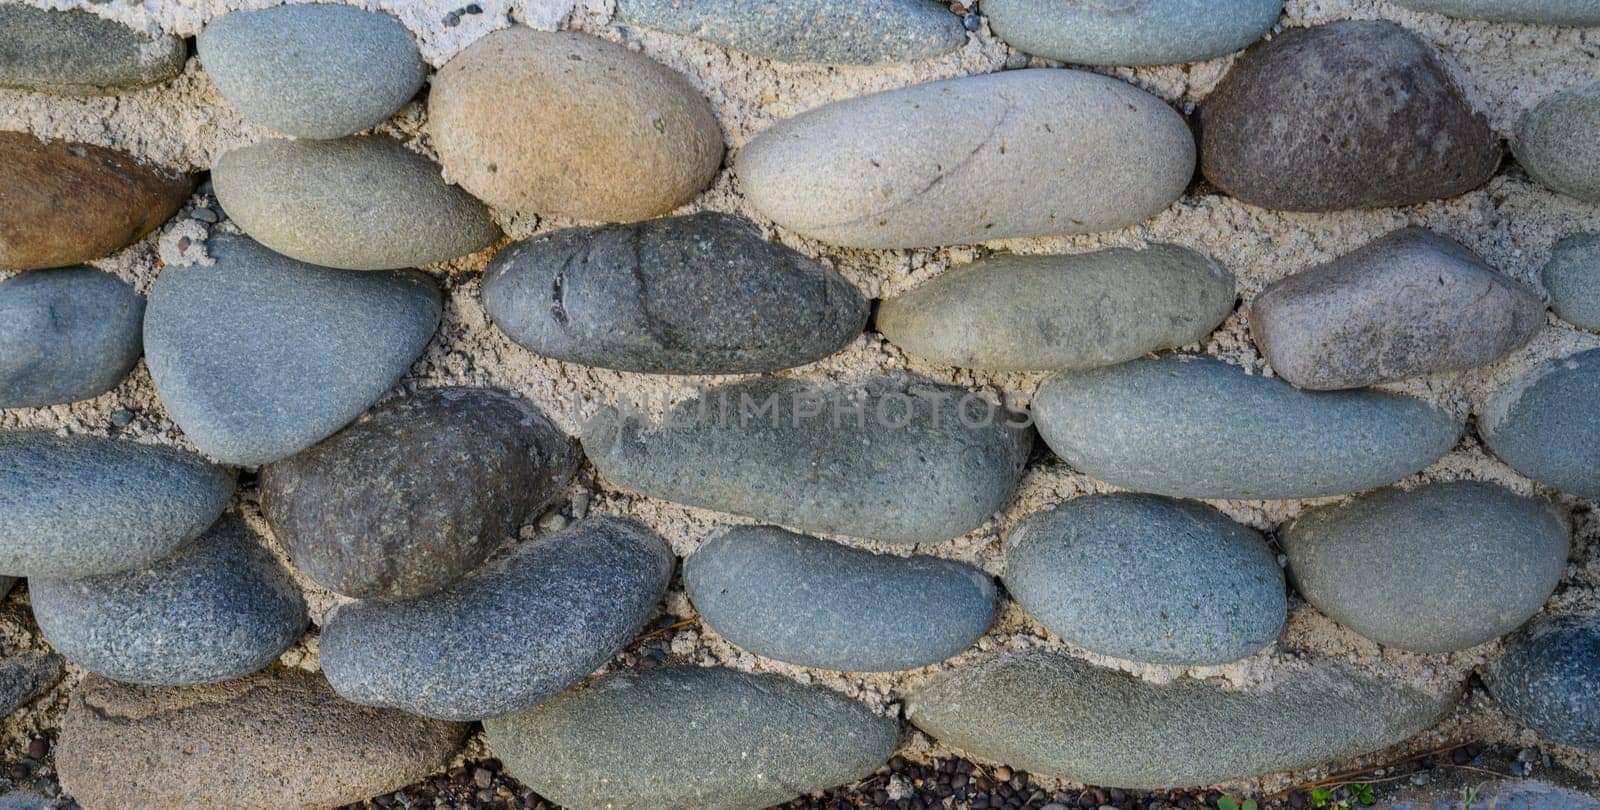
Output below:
[486,666,898,810]
[198,5,425,139]
[1516,83,1600,204]
[0,433,233,579]
[144,234,441,466]
[320,517,673,721]
[1284,482,1568,653]
[1481,348,1600,498]
[983,0,1282,66]
[30,514,307,686]
[684,525,996,671]
[1003,494,1284,666]
[614,0,965,65]
[0,267,144,408]
[1542,233,1600,331]
[0,5,186,96]
[1486,614,1600,748]
[0,652,62,717]
[1033,356,1462,500]
[1393,0,1600,25]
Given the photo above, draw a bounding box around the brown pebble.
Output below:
[26,737,47,760]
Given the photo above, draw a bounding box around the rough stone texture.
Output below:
[429,28,723,222]
[1389,778,1600,810]
[906,651,1458,789]
[1197,20,1499,212]
[0,5,186,96]
[1394,0,1600,25]
[0,432,232,579]
[320,517,673,721]
[482,212,867,374]
[486,666,899,810]
[1284,481,1569,653]
[0,131,194,271]
[198,5,426,139]
[1003,494,1285,666]
[57,668,468,810]
[1251,228,1544,390]
[0,653,63,718]
[983,0,1283,66]
[584,376,1034,543]
[262,388,579,601]
[0,793,49,810]
[617,0,963,65]
[736,68,1194,248]
[1033,356,1462,500]
[1481,348,1600,498]
[877,245,1235,371]
[30,514,307,686]
[684,525,996,671]
[0,267,145,408]
[144,234,441,466]
[1485,614,1600,749]
[1515,82,1600,204]
[1543,232,1600,331]
[213,136,499,270]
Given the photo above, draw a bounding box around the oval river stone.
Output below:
[1481,348,1600,498]
[0,268,144,409]
[1486,614,1600,748]
[1515,82,1600,204]
[0,6,185,95]
[615,0,966,65]
[983,0,1283,66]
[1542,232,1600,331]
[1393,0,1600,25]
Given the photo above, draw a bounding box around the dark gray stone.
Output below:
[906,650,1458,789]
[1388,778,1600,810]
[1285,481,1568,653]
[1198,21,1499,211]
[0,793,50,810]
[144,234,441,466]
[615,0,965,65]
[1251,229,1544,390]
[1395,0,1600,26]
[983,0,1282,66]
[1486,614,1600,748]
[1033,356,1461,500]
[684,525,995,671]
[0,5,186,95]
[0,652,62,717]
[1542,232,1600,331]
[485,666,898,810]
[30,515,307,686]
[0,433,233,579]
[482,212,867,374]
[320,517,673,721]
[1516,83,1600,204]
[1481,348,1600,498]
[0,268,144,408]
[1003,494,1284,666]
[583,376,1033,543]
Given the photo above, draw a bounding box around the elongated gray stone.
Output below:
[983,0,1282,66]
[0,653,62,718]
[1393,0,1600,25]
[0,6,186,96]
[1485,614,1600,748]
[1481,348,1600,498]
[1542,232,1600,331]
[685,525,995,671]
[1515,83,1600,204]
[615,0,966,65]
[0,268,144,408]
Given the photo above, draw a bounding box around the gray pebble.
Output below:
[0,5,186,95]
[0,267,145,408]
[1516,82,1600,204]
[983,0,1282,66]
[614,0,966,65]
[0,653,63,718]
[1393,0,1600,25]
[1541,232,1600,331]
[1486,614,1600,748]
[1481,348,1600,498]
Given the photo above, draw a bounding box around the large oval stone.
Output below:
[31,515,307,686]
[736,69,1194,248]
[583,376,1033,543]
[262,388,579,601]
[0,268,144,408]
[878,245,1235,371]
[906,651,1458,789]
[430,29,723,222]
[214,136,499,270]
[0,6,186,95]
[482,212,868,374]
[1393,0,1600,25]
[1004,494,1285,666]
[145,234,441,466]
[1284,482,1568,653]
[0,433,233,579]
[1481,348,1600,498]
[486,666,898,810]
[1251,228,1544,390]
[685,525,996,671]
[1485,614,1600,748]
[320,517,673,721]
[1542,232,1600,331]
[615,0,966,65]
[1197,21,1499,212]
[1033,356,1462,500]
[983,0,1282,66]
[0,131,195,271]
[1515,83,1600,204]
[58,669,467,810]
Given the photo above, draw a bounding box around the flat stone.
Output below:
[583,376,1033,543]
[906,650,1458,789]
[0,653,62,717]
[486,666,898,810]
[1485,614,1600,748]
[1481,348,1600,498]
[58,668,467,810]
[1542,232,1600,331]
[1004,494,1284,666]
[1198,21,1499,211]
[483,212,867,374]
[0,131,195,270]
[0,793,49,810]
[684,525,996,671]
[984,0,1282,66]
[0,433,233,579]
[320,517,673,721]
[31,514,307,686]
[198,5,425,139]
[1251,228,1544,390]
[0,268,144,408]
[1390,778,1600,810]
[614,0,966,65]
[0,6,186,95]
[144,234,441,466]
[430,29,722,222]
[1393,0,1600,25]
[736,69,1193,249]
[878,245,1235,371]
[213,136,499,271]
[262,388,579,601]
[1284,481,1568,653]
[1515,83,1600,204]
